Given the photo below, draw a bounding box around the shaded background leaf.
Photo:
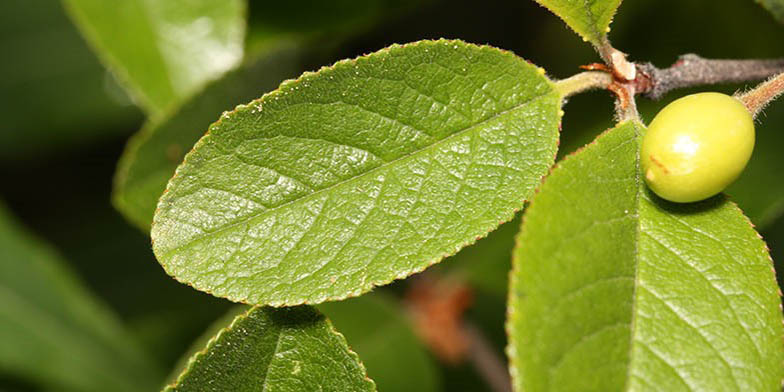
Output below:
[0,202,162,392]
[318,292,441,392]
[113,1,431,231]
[757,0,784,22]
[151,39,561,306]
[165,306,375,392]
[508,122,784,391]
[0,0,141,161]
[113,44,306,231]
[62,0,246,115]
[533,0,622,47]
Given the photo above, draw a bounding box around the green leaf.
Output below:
[318,292,441,392]
[244,0,426,56]
[727,104,784,229]
[62,0,246,115]
[151,39,561,306]
[164,306,376,392]
[757,0,784,23]
[113,44,305,231]
[0,203,161,392]
[534,0,622,46]
[163,305,250,386]
[437,212,522,298]
[0,0,140,161]
[508,122,784,391]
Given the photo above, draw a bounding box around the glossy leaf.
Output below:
[508,122,784,391]
[318,292,441,392]
[62,0,246,114]
[151,39,561,306]
[757,0,784,23]
[113,45,305,231]
[534,0,622,46]
[164,306,375,392]
[0,203,161,392]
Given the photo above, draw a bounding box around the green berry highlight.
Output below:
[641,92,755,203]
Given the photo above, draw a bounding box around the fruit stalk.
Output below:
[737,72,784,118]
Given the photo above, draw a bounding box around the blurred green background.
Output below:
[0,0,782,391]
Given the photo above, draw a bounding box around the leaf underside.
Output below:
[508,122,784,391]
[164,306,375,392]
[151,39,561,306]
[62,0,246,114]
[534,0,622,46]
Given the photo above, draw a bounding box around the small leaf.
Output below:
[151,39,561,306]
[0,202,161,392]
[113,45,305,231]
[62,0,246,114]
[508,122,784,391]
[318,292,441,392]
[757,0,784,23]
[164,306,376,392]
[534,0,622,46]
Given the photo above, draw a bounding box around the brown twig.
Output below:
[737,72,784,118]
[405,275,512,392]
[635,54,784,99]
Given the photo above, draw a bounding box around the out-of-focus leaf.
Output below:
[164,306,375,392]
[163,306,249,386]
[0,0,140,161]
[113,44,305,231]
[508,122,784,391]
[0,203,161,392]
[62,0,246,115]
[438,213,521,298]
[244,0,427,55]
[533,0,622,47]
[151,39,561,306]
[757,0,784,22]
[318,292,441,392]
[727,102,784,229]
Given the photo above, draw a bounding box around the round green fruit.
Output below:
[641,92,755,203]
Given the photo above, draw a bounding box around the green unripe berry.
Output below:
[641,92,755,203]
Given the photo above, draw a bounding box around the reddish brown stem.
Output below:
[737,72,784,118]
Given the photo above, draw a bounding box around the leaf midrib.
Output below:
[157,87,557,257]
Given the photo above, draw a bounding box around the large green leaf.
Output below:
[757,0,784,23]
[0,203,161,392]
[151,39,561,306]
[62,0,246,115]
[508,122,784,391]
[164,306,375,392]
[113,45,305,231]
[533,0,622,46]
[318,293,441,392]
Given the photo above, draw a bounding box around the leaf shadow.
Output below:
[643,186,727,216]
